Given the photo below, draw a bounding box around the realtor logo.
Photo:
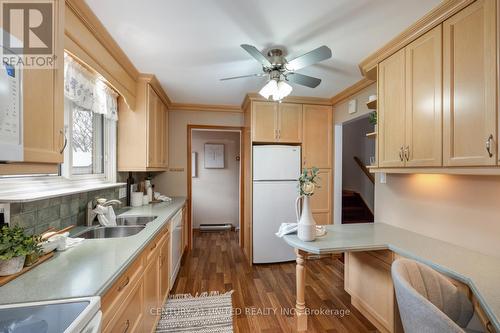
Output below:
[1,0,56,68]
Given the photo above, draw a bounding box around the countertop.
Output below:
[0,197,186,305]
[283,223,500,332]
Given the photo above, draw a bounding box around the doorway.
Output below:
[333,115,375,224]
[187,125,243,249]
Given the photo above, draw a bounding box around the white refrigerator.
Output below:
[253,145,301,263]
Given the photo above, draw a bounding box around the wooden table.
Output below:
[282,223,500,332]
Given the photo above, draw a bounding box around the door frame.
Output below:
[186,125,244,250]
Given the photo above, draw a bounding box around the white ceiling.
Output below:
[85,0,441,105]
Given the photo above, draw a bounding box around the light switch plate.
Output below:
[118,187,126,199]
[348,99,357,114]
[380,172,387,184]
[0,203,11,225]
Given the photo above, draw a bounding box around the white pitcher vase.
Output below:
[295,196,316,241]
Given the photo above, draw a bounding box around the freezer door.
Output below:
[253,181,297,263]
[253,145,301,181]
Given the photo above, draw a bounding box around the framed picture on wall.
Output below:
[204,143,224,169]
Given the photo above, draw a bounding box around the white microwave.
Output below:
[0,45,23,162]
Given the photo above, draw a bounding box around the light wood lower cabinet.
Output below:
[345,251,403,333]
[310,169,332,225]
[102,217,178,333]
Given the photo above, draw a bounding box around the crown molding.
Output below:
[359,0,475,76]
[169,103,242,113]
[138,74,172,107]
[330,78,374,106]
[65,0,139,80]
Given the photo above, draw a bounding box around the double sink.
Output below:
[74,216,158,239]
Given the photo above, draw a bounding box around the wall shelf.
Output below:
[366,131,377,138]
[366,99,377,110]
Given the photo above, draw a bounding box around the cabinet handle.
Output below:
[121,319,130,333]
[486,134,494,158]
[150,242,157,251]
[59,128,67,154]
[117,276,130,292]
[404,146,410,162]
[399,146,404,162]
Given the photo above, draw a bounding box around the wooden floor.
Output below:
[172,231,376,333]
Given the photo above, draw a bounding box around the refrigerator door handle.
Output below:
[295,196,301,223]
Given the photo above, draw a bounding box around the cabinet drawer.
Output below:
[101,255,144,328]
[104,279,144,333]
[367,250,394,265]
[145,232,164,263]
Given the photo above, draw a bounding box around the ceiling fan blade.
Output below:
[286,45,332,71]
[286,72,322,88]
[220,73,266,81]
[240,44,272,67]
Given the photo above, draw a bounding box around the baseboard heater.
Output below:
[199,224,232,232]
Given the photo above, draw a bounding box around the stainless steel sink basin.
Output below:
[115,216,158,226]
[75,226,145,239]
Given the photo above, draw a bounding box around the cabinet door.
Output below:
[252,101,278,142]
[278,103,302,143]
[155,97,164,168]
[159,234,170,302]
[303,105,332,168]
[378,49,406,167]
[22,0,64,164]
[147,85,158,167]
[163,105,169,168]
[443,0,497,166]
[104,280,144,333]
[405,25,442,167]
[143,254,160,332]
[310,169,331,225]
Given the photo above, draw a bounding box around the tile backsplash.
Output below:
[9,186,126,235]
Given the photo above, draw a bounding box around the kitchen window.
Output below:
[62,52,118,181]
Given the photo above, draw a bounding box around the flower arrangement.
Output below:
[298,167,320,196]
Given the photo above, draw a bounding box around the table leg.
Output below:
[295,248,307,331]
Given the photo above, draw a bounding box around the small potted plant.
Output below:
[368,111,377,131]
[24,234,43,267]
[0,226,40,276]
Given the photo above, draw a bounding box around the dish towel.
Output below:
[275,223,327,238]
[93,205,117,226]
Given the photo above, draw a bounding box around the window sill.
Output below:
[0,177,126,202]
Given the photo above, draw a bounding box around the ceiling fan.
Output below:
[221,44,332,101]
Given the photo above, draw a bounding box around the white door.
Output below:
[253,145,301,181]
[253,181,297,263]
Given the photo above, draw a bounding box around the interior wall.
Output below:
[375,173,500,257]
[334,83,376,125]
[342,117,375,211]
[153,110,243,196]
[191,131,240,228]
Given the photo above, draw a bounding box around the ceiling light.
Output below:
[259,79,293,101]
[259,79,278,99]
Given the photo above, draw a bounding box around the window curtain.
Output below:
[64,52,119,121]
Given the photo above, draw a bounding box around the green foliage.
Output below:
[298,167,321,197]
[368,111,377,125]
[0,226,42,261]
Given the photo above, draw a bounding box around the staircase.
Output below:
[342,190,374,224]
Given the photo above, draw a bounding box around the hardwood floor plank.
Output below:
[172,230,376,332]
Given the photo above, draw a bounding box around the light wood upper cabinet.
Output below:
[252,101,302,143]
[303,105,332,168]
[22,0,64,164]
[252,101,278,142]
[378,49,406,168]
[405,25,442,167]
[118,77,169,172]
[443,0,497,166]
[277,103,302,143]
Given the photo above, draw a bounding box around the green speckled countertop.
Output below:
[0,197,186,305]
[283,223,500,332]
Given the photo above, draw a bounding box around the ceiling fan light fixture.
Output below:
[273,80,292,101]
[259,79,278,99]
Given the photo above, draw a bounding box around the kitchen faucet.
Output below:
[86,199,122,226]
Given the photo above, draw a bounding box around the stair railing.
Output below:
[353,156,375,184]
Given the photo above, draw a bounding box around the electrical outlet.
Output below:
[0,203,11,225]
[380,172,387,184]
[118,187,126,199]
